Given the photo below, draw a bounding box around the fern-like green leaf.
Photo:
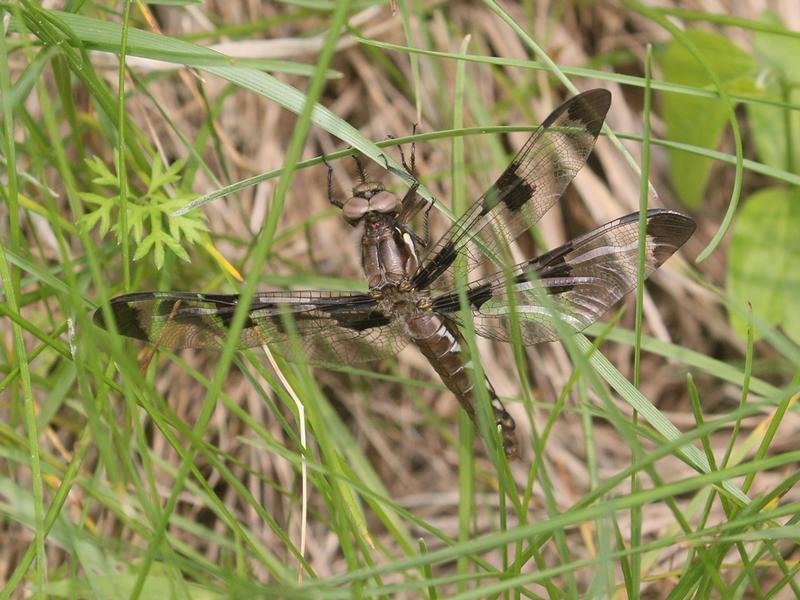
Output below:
[164,195,206,244]
[78,192,115,237]
[79,155,207,271]
[84,156,119,186]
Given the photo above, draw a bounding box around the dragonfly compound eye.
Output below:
[369,190,401,214]
[342,196,370,224]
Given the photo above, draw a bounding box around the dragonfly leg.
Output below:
[398,124,433,246]
[395,123,417,176]
[420,196,433,247]
[351,154,367,183]
[320,154,343,209]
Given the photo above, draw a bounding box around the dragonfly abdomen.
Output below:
[407,312,518,459]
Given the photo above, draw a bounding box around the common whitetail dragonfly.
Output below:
[94,89,695,459]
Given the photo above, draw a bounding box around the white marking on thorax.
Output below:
[401,230,417,256]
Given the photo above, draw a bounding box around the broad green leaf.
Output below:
[746,90,800,175]
[659,29,756,207]
[747,12,800,174]
[753,12,800,85]
[727,187,800,343]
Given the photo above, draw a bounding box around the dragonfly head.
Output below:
[342,182,401,226]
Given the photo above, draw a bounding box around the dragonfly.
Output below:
[94,89,695,459]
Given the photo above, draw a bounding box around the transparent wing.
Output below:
[429,210,695,344]
[412,89,612,290]
[94,290,408,364]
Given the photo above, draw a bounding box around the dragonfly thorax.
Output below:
[361,219,420,291]
[373,284,429,318]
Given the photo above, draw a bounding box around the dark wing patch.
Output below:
[94,290,408,365]
[482,170,536,214]
[412,89,612,290]
[430,209,695,344]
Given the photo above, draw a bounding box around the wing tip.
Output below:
[577,88,612,108]
[644,209,696,265]
[646,208,696,237]
[562,88,612,135]
[93,297,151,342]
